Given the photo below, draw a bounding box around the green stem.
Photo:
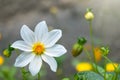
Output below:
[115,72,119,80]
[89,21,98,73]
[104,71,107,80]
[84,48,92,62]
[38,72,40,80]
[104,59,107,80]
[89,21,95,62]
[84,48,97,74]
[102,55,116,70]
[21,68,27,80]
[102,55,118,80]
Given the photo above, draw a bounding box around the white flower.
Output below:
[11,21,67,76]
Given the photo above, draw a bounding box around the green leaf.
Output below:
[116,64,120,73]
[105,72,115,80]
[0,66,17,80]
[74,71,104,80]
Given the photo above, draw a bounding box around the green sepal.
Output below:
[77,37,87,45]
[100,46,110,56]
[3,44,15,57]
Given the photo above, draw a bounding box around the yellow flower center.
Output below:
[32,42,45,55]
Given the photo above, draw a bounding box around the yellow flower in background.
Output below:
[76,62,92,72]
[49,6,58,15]
[106,63,118,72]
[85,9,94,21]
[0,56,4,65]
[94,47,102,62]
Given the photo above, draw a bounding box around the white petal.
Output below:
[35,21,48,41]
[45,44,67,57]
[43,29,62,48]
[21,25,35,45]
[14,52,35,67]
[11,40,32,52]
[41,54,57,72]
[29,56,42,76]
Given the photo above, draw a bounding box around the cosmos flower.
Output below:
[11,21,67,76]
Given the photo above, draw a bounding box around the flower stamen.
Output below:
[32,42,45,55]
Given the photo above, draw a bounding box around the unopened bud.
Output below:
[100,46,110,56]
[85,8,94,21]
[3,49,11,57]
[78,37,87,45]
[72,43,83,57]
[3,44,15,57]
[72,37,87,57]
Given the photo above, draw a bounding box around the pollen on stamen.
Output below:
[32,42,45,55]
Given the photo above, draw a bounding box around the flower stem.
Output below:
[104,59,107,80]
[38,72,40,80]
[21,68,27,80]
[102,55,116,69]
[89,20,98,73]
[84,48,92,62]
[89,21,95,62]
[102,55,118,80]
[115,72,119,80]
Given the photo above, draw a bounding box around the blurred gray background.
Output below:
[0,0,120,80]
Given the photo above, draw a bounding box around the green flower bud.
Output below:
[72,43,83,57]
[78,37,87,45]
[72,37,87,57]
[3,44,15,57]
[85,8,94,21]
[100,46,110,56]
[3,49,11,57]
